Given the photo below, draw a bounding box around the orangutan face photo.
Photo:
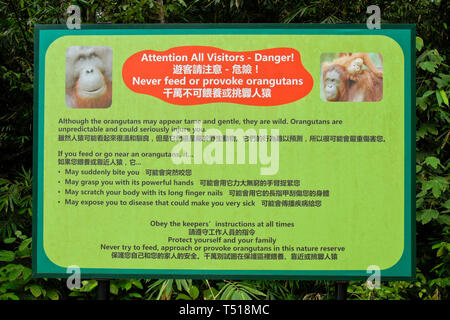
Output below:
[65,46,113,109]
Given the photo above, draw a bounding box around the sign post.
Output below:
[335,281,349,300]
[97,280,110,300]
[33,24,415,284]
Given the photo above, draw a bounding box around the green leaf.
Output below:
[157,279,172,299]
[165,279,173,297]
[0,293,19,300]
[46,289,59,300]
[440,90,448,106]
[175,279,182,291]
[416,91,432,109]
[80,280,98,292]
[419,61,437,72]
[3,238,16,244]
[416,123,438,140]
[437,214,450,225]
[436,90,443,106]
[423,177,448,198]
[220,284,235,300]
[436,245,446,257]
[443,199,450,209]
[421,90,435,99]
[180,279,191,293]
[0,250,15,262]
[22,267,32,281]
[203,287,219,300]
[416,188,428,198]
[239,284,266,298]
[7,265,23,281]
[18,238,32,250]
[232,290,251,300]
[416,197,424,209]
[124,281,132,291]
[435,73,450,87]
[417,209,439,224]
[189,285,199,299]
[176,293,192,300]
[416,37,423,51]
[29,284,42,298]
[110,282,119,295]
[424,156,441,169]
[132,279,143,290]
[430,278,450,288]
[416,165,422,173]
[16,238,32,257]
[431,242,443,250]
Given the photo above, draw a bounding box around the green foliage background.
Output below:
[0,0,448,300]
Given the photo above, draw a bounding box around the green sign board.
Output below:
[33,24,415,280]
